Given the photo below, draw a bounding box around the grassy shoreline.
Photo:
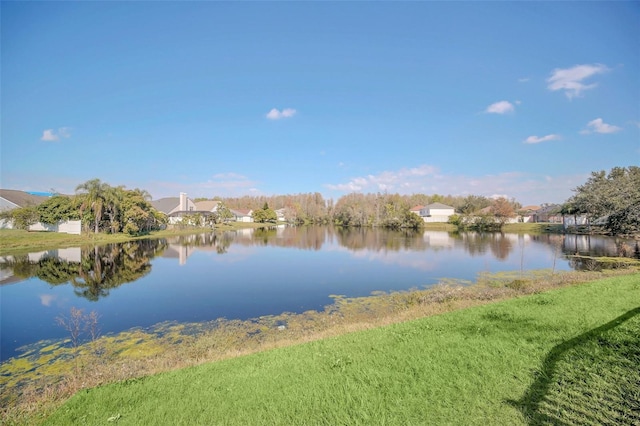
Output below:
[0,223,269,256]
[39,271,640,425]
[2,268,639,424]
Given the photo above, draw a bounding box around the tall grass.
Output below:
[34,272,640,425]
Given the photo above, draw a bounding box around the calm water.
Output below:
[0,226,635,361]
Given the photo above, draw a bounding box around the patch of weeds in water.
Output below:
[569,255,640,271]
[506,279,530,291]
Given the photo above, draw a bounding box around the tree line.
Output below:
[1,179,166,235]
[561,166,639,235]
[3,166,636,236]
[214,192,518,230]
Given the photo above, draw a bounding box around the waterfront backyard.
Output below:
[1,226,639,424]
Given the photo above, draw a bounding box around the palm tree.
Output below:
[104,186,125,234]
[76,179,109,233]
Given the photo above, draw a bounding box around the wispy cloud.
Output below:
[546,63,609,99]
[518,77,530,83]
[524,134,562,144]
[266,108,297,120]
[580,118,622,134]
[41,127,71,141]
[148,173,260,199]
[485,101,515,114]
[325,164,580,204]
[326,165,439,192]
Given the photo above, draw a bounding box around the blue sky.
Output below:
[2,2,638,205]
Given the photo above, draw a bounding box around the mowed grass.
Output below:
[43,274,639,425]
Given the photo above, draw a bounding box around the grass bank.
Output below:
[0,223,267,256]
[9,269,638,425]
[502,222,564,234]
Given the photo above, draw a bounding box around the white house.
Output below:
[0,189,81,234]
[193,200,220,214]
[230,209,254,223]
[419,203,455,223]
[409,205,424,216]
[150,192,197,224]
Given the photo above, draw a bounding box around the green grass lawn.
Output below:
[42,274,640,425]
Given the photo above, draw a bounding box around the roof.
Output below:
[194,200,220,212]
[230,208,252,216]
[520,205,541,212]
[0,189,49,209]
[424,202,455,210]
[150,197,180,214]
[410,205,424,211]
[536,204,561,214]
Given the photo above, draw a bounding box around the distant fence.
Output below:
[2,219,83,235]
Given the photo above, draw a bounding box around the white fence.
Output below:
[29,220,82,235]
[1,219,82,235]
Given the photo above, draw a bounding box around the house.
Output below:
[532,204,563,223]
[409,205,424,216]
[275,208,287,221]
[419,203,455,223]
[517,205,540,223]
[476,205,530,224]
[230,209,254,223]
[0,189,48,212]
[151,192,197,224]
[193,200,220,214]
[0,189,81,234]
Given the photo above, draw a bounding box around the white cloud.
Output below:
[148,173,260,198]
[490,194,510,200]
[266,108,297,120]
[524,134,562,144]
[580,118,622,134]
[326,165,439,192]
[546,63,609,99]
[485,101,515,114]
[41,129,58,141]
[41,127,72,141]
[39,294,56,307]
[325,165,580,205]
[211,172,248,180]
[518,78,530,83]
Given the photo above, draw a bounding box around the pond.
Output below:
[0,226,636,362]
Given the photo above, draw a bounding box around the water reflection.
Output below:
[218,227,633,261]
[0,239,167,300]
[1,227,637,362]
[2,228,635,286]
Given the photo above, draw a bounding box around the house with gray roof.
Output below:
[150,193,198,224]
[0,189,48,212]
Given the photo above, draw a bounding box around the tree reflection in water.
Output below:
[1,227,635,299]
[0,239,167,301]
